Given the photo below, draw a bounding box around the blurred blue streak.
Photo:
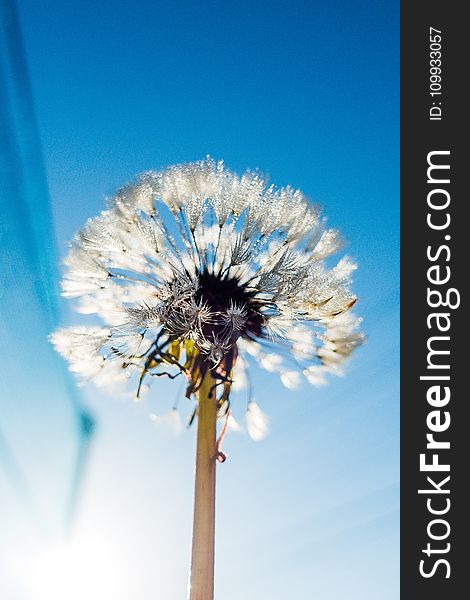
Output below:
[0,0,92,537]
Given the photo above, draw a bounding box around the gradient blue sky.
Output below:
[6,1,399,598]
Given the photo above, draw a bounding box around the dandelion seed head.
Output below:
[52,158,363,417]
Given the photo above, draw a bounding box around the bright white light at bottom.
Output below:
[22,535,127,600]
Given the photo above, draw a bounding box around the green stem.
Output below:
[189,372,217,600]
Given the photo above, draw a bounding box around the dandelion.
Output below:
[51,157,363,600]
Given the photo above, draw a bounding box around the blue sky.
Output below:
[2,1,399,598]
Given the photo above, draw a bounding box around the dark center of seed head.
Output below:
[196,271,264,338]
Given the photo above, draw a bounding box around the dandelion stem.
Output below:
[189,370,217,600]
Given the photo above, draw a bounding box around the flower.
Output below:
[51,158,363,433]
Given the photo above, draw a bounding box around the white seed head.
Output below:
[52,158,363,403]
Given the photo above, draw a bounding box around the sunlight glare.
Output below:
[25,535,127,600]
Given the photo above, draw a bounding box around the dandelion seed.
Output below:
[280,370,302,390]
[227,414,242,433]
[246,401,269,441]
[303,365,328,387]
